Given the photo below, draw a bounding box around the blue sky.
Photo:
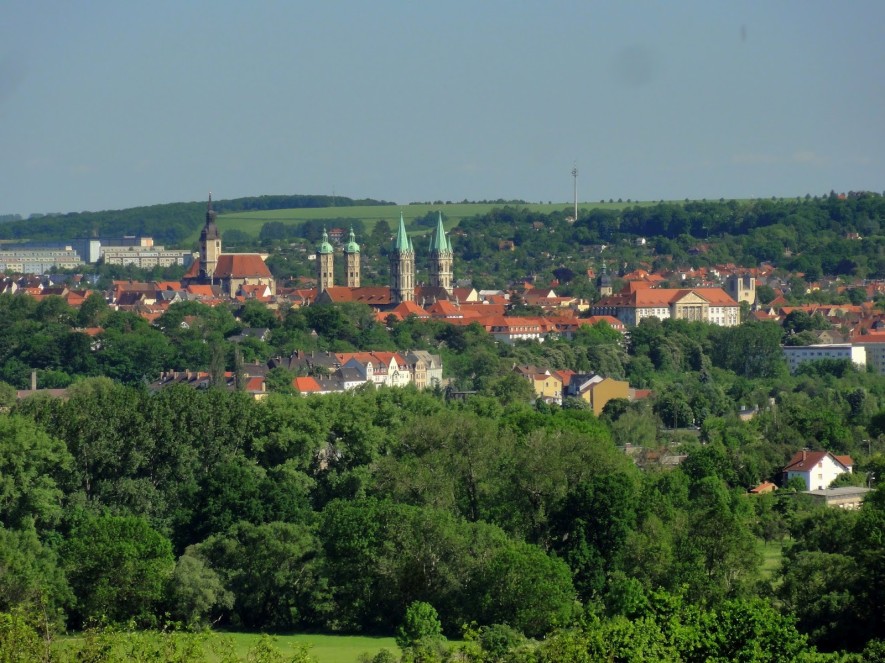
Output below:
[2,1,883,216]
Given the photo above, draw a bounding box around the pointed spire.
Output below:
[393,212,411,253]
[208,192,213,212]
[429,211,450,253]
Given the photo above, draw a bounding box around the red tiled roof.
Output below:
[784,450,853,472]
[853,332,885,344]
[320,286,393,305]
[213,254,272,279]
[390,301,430,318]
[294,376,323,393]
[186,285,216,297]
[245,376,265,392]
[183,260,201,279]
[427,300,462,317]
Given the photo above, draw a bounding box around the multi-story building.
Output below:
[591,287,740,327]
[852,332,885,374]
[782,343,867,372]
[101,246,193,268]
[0,248,83,274]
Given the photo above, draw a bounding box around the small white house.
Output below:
[783,450,854,491]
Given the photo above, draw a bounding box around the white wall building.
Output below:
[852,333,885,375]
[784,450,853,491]
[782,343,867,373]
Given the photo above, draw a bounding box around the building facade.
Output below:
[784,450,853,491]
[591,287,740,327]
[782,344,867,373]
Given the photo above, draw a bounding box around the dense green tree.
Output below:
[551,472,639,600]
[62,515,174,627]
[194,521,325,629]
[0,415,72,530]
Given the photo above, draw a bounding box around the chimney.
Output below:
[802,449,807,462]
[31,370,37,391]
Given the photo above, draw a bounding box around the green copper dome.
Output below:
[317,228,334,255]
[345,227,360,253]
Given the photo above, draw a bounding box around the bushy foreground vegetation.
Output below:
[3,369,885,661]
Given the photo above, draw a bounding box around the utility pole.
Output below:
[571,163,578,222]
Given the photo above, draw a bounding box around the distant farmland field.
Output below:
[198,200,658,244]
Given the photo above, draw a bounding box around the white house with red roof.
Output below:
[783,449,854,491]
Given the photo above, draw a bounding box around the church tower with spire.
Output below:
[428,212,453,295]
[199,193,222,280]
[344,227,361,288]
[317,228,335,293]
[390,213,415,303]
[597,262,613,297]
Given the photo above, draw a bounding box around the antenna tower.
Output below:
[571,163,578,222]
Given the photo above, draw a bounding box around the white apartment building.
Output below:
[852,333,885,374]
[782,343,867,373]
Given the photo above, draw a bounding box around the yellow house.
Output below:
[532,372,564,403]
[567,374,630,415]
[513,365,564,404]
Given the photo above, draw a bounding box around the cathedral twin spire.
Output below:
[317,212,452,302]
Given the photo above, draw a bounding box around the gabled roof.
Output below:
[293,376,324,393]
[213,254,272,279]
[318,286,393,305]
[390,301,430,318]
[784,450,854,473]
[427,300,462,317]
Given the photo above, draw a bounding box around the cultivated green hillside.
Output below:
[203,201,657,244]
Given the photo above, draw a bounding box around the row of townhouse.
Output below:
[150,350,444,399]
[272,350,444,393]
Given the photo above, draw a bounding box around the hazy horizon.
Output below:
[3,1,883,216]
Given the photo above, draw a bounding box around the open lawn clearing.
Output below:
[56,631,401,663]
[758,538,785,580]
[215,632,401,663]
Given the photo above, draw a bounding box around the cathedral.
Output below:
[315,212,454,308]
[182,196,277,297]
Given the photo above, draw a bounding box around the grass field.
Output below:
[193,200,658,244]
[758,538,785,580]
[216,632,400,663]
[57,631,401,663]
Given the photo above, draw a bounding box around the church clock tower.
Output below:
[344,227,361,288]
[317,228,335,293]
[199,193,221,280]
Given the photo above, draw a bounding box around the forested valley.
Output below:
[3,287,885,661]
